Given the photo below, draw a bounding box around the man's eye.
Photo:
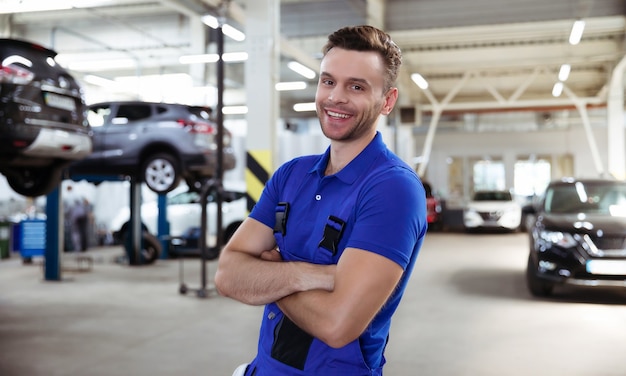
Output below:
[351,85,363,91]
[322,79,334,86]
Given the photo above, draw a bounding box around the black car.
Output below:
[0,38,92,197]
[525,178,626,297]
[68,101,236,194]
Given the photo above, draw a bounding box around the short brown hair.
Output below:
[322,25,402,92]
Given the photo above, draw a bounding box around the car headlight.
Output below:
[538,230,577,248]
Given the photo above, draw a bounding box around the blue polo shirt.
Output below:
[248,132,427,375]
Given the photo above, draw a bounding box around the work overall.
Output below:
[244,155,387,376]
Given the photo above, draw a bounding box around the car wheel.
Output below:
[141,153,181,194]
[124,230,161,265]
[5,167,62,197]
[525,254,554,297]
[139,232,161,264]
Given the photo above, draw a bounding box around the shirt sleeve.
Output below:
[346,165,427,269]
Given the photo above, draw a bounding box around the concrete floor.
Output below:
[1,232,626,376]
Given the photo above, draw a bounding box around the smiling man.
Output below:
[215,25,427,376]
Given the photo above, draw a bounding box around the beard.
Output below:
[317,98,385,142]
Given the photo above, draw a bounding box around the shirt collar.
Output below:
[311,131,386,184]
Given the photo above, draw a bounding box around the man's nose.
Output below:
[328,86,347,103]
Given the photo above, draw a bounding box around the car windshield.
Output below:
[544,182,626,216]
[473,191,512,201]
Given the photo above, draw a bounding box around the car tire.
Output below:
[123,230,161,265]
[525,254,554,297]
[5,167,62,197]
[141,153,181,194]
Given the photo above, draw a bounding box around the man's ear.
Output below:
[381,87,398,115]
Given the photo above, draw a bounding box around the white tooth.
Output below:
[328,110,348,118]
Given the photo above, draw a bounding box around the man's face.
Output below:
[315,47,397,142]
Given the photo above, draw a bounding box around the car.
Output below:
[109,182,247,257]
[0,38,92,197]
[525,178,626,297]
[423,181,443,230]
[463,190,522,231]
[67,101,236,194]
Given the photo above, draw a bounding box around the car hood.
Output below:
[539,213,626,235]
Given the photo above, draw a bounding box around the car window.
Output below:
[545,182,626,215]
[113,104,152,124]
[188,106,213,120]
[87,105,111,127]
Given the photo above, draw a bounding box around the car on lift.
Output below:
[0,38,92,197]
[109,182,247,257]
[463,190,522,232]
[525,178,626,297]
[67,101,236,194]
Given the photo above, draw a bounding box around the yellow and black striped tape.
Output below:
[245,150,272,213]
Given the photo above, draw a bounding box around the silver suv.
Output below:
[68,101,236,194]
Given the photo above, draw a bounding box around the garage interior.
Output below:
[1,1,626,375]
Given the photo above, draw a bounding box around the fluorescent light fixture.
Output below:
[288,61,316,79]
[569,19,585,45]
[275,81,307,91]
[411,73,429,89]
[223,24,246,42]
[558,64,571,81]
[201,15,245,41]
[222,52,248,62]
[0,0,106,14]
[222,106,248,115]
[201,15,219,28]
[179,54,219,64]
[293,102,316,112]
[179,52,248,64]
[552,82,564,97]
[65,58,136,71]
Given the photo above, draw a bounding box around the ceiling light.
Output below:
[558,64,571,81]
[179,52,248,64]
[222,106,248,115]
[275,81,307,91]
[569,19,585,45]
[179,54,219,64]
[222,24,245,42]
[411,73,429,89]
[222,52,248,62]
[0,0,107,14]
[288,61,316,79]
[201,15,245,41]
[552,82,564,97]
[293,102,316,112]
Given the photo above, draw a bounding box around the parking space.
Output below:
[0,232,625,376]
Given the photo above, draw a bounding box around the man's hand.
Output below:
[260,248,282,262]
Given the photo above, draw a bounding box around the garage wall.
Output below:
[418,122,611,207]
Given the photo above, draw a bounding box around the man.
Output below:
[215,25,427,375]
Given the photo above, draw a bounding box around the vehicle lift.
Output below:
[43,15,228,290]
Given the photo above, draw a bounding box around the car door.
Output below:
[102,103,153,163]
[85,103,116,163]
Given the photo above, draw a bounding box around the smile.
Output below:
[326,110,350,119]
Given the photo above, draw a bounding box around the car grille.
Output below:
[583,234,626,257]
[479,211,501,221]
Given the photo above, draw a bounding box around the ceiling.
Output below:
[2,0,625,121]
